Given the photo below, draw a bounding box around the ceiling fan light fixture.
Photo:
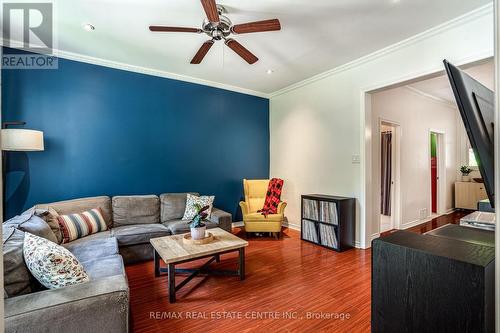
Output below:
[149,0,281,65]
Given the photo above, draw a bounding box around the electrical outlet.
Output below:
[419,208,428,219]
[352,154,360,164]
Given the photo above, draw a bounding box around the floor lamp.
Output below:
[1,122,44,221]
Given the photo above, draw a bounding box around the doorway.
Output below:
[380,120,400,233]
[429,130,445,215]
[430,132,438,213]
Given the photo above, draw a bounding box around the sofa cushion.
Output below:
[112,195,160,227]
[111,224,170,246]
[163,219,219,234]
[66,230,111,246]
[64,237,118,263]
[81,255,125,280]
[23,233,90,289]
[57,208,108,243]
[3,226,32,297]
[160,192,199,222]
[4,210,57,244]
[119,244,154,264]
[35,196,113,228]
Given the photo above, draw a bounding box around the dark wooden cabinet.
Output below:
[301,194,355,252]
[372,225,495,333]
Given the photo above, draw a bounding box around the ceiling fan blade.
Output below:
[200,0,220,24]
[225,39,258,64]
[149,26,202,33]
[231,19,281,34]
[190,40,214,64]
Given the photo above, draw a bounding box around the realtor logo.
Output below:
[2,2,58,69]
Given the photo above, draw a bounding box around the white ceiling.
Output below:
[10,0,494,95]
[407,60,494,104]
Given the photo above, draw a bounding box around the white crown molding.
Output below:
[1,3,492,100]
[1,39,270,99]
[269,3,494,98]
[404,86,458,109]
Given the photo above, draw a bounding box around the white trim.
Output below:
[428,129,447,216]
[1,39,270,99]
[400,209,456,229]
[284,222,301,231]
[361,51,493,95]
[355,234,380,250]
[232,221,244,228]
[401,218,433,229]
[269,3,493,98]
[378,119,402,232]
[404,86,457,109]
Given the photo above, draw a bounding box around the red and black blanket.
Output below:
[258,178,284,217]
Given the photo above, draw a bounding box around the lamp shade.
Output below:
[1,129,44,151]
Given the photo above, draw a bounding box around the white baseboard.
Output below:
[401,209,456,229]
[284,222,301,231]
[232,221,244,228]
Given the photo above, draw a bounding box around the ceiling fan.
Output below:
[149,0,281,65]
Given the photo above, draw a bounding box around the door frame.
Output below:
[361,56,493,249]
[379,118,401,231]
[428,129,446,215]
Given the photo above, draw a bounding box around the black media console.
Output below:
[372,224,494,333]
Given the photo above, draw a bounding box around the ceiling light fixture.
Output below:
[266,69,274,74]
[83,23,95,31]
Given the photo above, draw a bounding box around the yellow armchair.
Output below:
[239,179,287,239]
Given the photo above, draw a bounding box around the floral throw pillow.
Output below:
[182,194,215,221]
[23,232,90,289]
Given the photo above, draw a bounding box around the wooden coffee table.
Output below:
[150,227,248,303]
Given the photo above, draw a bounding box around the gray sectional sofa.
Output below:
[4,193,232,333]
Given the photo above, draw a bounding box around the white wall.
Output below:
[371,87,458,231]
[270,4,494,248]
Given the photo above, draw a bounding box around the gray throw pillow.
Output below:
[32,207,63,244]
[3,226,32,297]
[5,210,58,244]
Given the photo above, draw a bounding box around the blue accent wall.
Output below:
[2,50,269,219]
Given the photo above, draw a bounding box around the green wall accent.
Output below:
[430,133,437,158]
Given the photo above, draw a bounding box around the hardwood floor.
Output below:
[126,227,371,333]
[125,211,468,333]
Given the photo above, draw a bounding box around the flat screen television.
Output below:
[444,60,495,208]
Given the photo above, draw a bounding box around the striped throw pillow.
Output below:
[57,208,108,243]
